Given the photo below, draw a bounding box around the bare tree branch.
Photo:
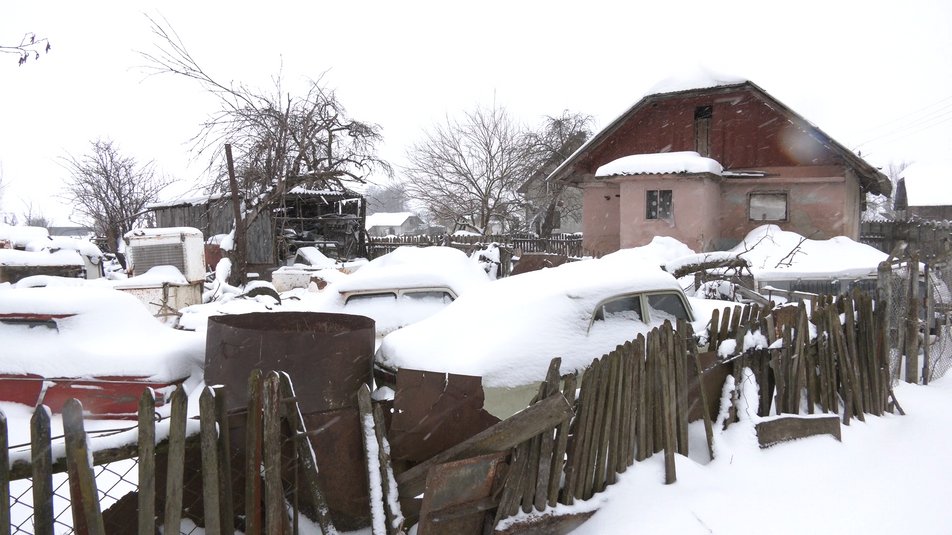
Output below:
[60,139,172,251]
[1,32,51,66]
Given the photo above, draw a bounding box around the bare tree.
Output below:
[20,200,50,228]
[404,104,534,235]
[366,182,409,214]
[141,16,389,280]
[522,111,593,236]
[61,140,171,252]
[1,32,51,66]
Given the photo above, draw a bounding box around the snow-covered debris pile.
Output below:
[730,225,887,280]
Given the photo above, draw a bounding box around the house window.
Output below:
[694,105,712,157]
[646,190,673,220]
[748,192,788,221]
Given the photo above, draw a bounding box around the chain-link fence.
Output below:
[882,258,952,383]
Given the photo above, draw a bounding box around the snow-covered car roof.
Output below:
[378,250,699,389]
[0,286,204,381]
[334,246,489,296]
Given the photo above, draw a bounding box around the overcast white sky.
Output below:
[2,0,951,226]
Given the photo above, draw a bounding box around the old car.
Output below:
[376,248,710,418]
[0,286,204,417]
[333,246,490,340]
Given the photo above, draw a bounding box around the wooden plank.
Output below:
[396,391,574,500]
[905,256,920,383]
[0,410,8,535]
[619,342,635,470]
[31,405,54,535]
[212,387,235,533]
[591,351,614,495]
[533,358,561,510]
[358,385,386,535]
[604,350,622,486]
[571,360,598,501]
[199,388,223,535]
[495,442,529,522]
[756,416,841,448]
[163,385,187,535]
[923,264,934,385]
[277,373,336,535]
[373,403,404,535]
[674,322,689,456]
[261,374,282,535]
[548,372,576,507]
[708,308,721,350]
[635,334,648,463]
[244,370,264,535]
[63,399,105,535]
[137,389,156,535]
[658,326,677,484]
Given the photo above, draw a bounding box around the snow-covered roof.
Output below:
[0,225,50,248]
[645,65,747,96]
[25,236,103,259]
[596,151,723,177]
[0,249,84,267]
[902,160,951,207]
[146,193,227,209]
[365,212,417,230]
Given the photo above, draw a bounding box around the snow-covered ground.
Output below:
[566,376,952,535]
[2,233,949,533]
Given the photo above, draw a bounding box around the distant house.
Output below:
[894,161,952,221]
[518,131,588,235]
[365,212,425,237]
[546,74,891,255]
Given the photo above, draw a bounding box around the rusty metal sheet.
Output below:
[389,369,500,463]
[204,311,375,412]
[417,452,508,535]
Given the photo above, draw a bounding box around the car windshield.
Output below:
[403,290,454,304]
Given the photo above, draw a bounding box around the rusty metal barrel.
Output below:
[204,311,375,530]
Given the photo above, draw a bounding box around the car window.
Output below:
[645,292,689,322]
[593,295,643,322]
[344,292,397,305]
[402,290,454,304]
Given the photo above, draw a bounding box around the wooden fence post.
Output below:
[163,385,187,534]
[137,389,156,535]
[923,262,933,385]
[261,373,282,535]
[199,388,223,535]
[63,399,105,535]
[0,410,9,535]
[245,370,264,535]
[213,387,236,533]
[31,405,54,535]
[905,255,920,383]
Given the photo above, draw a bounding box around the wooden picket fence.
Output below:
[0,371,335,535]
[494,290,902,524]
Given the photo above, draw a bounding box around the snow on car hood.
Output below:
[379,245,694,389]
[0,286,204,381]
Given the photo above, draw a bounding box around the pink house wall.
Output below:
[581,182,620,254]
[615,174,722,252]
